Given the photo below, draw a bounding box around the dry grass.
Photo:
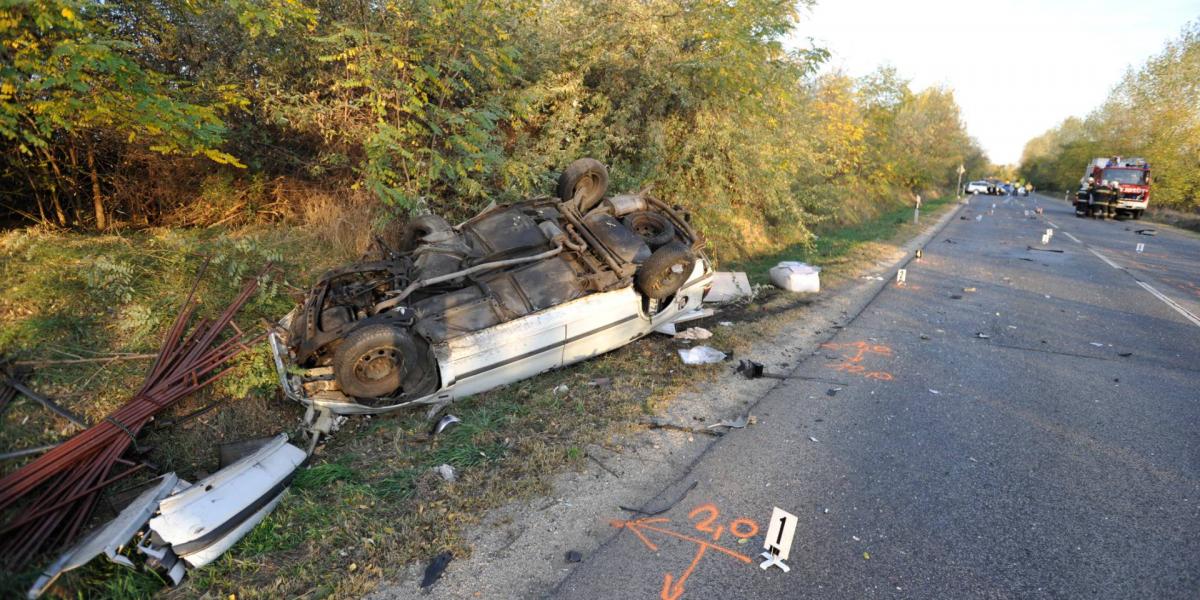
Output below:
[1145,206,1200,235]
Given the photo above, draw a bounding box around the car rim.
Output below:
[355,347,401,382]
[574,174,599,201]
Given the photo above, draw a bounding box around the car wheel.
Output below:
[333,324,435,399]
[635,241,695,301]
[397,214,453,252]
[622,211,676,248]
[557,158,609,213]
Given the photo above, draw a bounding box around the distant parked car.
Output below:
[965,181,990,194]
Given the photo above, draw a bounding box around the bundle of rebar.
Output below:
[0,266,267,568]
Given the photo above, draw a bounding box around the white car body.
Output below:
[965,181,990,194]
[272,259,713,416]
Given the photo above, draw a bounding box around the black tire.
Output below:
[394,214,453,252]
[622,211,676,248]
[1134,210,1143,220]
[635,241,695,301]
[333,324,435,399]
[557,158,609,213]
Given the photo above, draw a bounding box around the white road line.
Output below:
[1088,248,1123,269]
[1136,281,1200,328]
[1063,231,1081,244]
[1046,221,1059,229]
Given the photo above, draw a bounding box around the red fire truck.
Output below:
[1074,157,1150,219]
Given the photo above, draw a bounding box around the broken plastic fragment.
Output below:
[706,416,749,430]
[435,464,457,482]
[27,475,179,599]
[432,414,462,435]
[674,327,713,341]
[678,346,726,365]
[421,551,453,588]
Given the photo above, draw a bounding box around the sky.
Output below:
[788,0,1197,166]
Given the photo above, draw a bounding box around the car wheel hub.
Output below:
[355,348,400,382]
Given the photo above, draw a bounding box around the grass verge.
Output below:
[0,197,954,598]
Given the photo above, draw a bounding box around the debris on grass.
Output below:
[434,464,457,483]
[704,272,752,303]
[586,377,612,389]
[674,327,713,341]
[420,551,453,589]
[432,414,462,435]
[769,262,821,293]
[678,346,726,365]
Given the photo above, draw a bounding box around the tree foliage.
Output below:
[1019,21,1199,210]
[2,0,984,257]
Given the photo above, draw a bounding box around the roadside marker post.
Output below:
[1041,233,1051,245]
[896,269,907,286]
[1045,228,1053,240]
[1137,243,1145,253]
[760,507,798,573]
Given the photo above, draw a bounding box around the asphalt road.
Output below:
[551,194,1200,599]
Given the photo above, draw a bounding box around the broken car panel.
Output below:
[27,435,307,598]
[271,159,714,425]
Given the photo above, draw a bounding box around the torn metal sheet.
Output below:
[175,491,287,569]
[703,272,752,303]
[148,434,304,568]
[27,474,178,599]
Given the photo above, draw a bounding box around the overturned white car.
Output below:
[271,159,713,427]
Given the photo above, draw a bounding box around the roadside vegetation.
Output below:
[1018,20,1199,211]
[2,0,984,257]
[2,0,986,597]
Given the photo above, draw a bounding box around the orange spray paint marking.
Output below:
[821,340,895,381]
[610,503,760,600]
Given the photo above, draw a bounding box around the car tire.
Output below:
[635,241,695,301]
[333,324,435,399]
[397,214,453,252]
[622,211,676,248]
[557,158,609,213]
